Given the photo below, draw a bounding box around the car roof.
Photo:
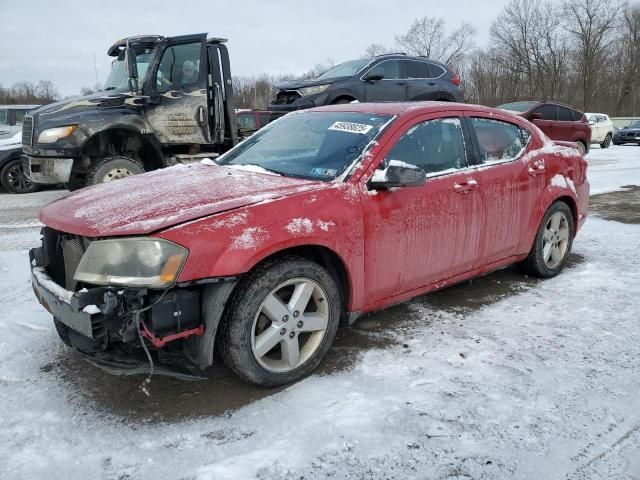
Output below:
[361,54,448,67]
[307,101,513,118]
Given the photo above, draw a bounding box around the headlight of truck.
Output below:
[298,84,331,96]
[37,125,78,144]
[74,238,188,288]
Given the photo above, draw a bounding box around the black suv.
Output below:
[269,54,463,112]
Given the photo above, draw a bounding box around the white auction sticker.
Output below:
[328,121,374,135]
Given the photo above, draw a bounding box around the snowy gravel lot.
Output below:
[0,146,639,479]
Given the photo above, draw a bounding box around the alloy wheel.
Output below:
[542,211,570,269]
[102,167,134,182]
[7,163,35,193]
[251,278,329,373]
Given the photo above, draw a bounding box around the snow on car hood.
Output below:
[38,164,322,237]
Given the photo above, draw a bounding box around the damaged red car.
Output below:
[30,102,589,386]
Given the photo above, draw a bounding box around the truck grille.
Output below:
[22,115,34,146]
[274,90,301,105]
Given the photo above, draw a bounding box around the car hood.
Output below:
[275,76,349,90]
[39,164,323,237]
[617,127,640,134]
[31,90,141,121]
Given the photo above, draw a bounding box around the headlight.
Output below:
[298,84,331,96]
[37,125,78,144]
[74,238,188,288]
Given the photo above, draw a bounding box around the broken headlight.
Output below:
[298,84,330,96]
[74,238,188,288]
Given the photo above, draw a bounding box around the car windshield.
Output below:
[218,111,391,181]
[104,46,154,92]
[629,121,640,128]
[316,60,370,80]
[0,109,7,126]
[498,101,538,112]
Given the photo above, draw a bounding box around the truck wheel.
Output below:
[600,134,612,149]
[86,156,145,186]
[1,158,39,194]
[218,256,341,387]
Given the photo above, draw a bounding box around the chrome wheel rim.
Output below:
[102,167,134,182]
[542,211,570,269]
[251,278,329,373]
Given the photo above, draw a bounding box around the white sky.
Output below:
[0,0,512,96]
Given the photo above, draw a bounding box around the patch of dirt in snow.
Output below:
[589,185,640,224]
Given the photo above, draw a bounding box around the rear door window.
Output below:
[403,60,431,79]
[385,117,467,175]
[470,117,529,164]
[557,107,575,122]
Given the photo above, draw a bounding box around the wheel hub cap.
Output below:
[251,278,330,373]
[542,211,570,268]
[102,168,133,182]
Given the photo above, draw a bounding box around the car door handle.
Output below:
[528,165,546,176]
[453,180,478,193]
[395,81,406,86]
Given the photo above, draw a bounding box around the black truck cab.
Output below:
[22,33,238,189]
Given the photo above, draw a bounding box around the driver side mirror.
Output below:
[363,72,384,82]
[125,40,140,95]
[368,162,427,190]
[588,120,596,126]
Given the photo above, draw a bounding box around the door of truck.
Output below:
[207,41,238,147]
[145,34,211,145]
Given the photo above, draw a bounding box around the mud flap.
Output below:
[183,281,237,370]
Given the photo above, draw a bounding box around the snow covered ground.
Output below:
[0,146,639,479]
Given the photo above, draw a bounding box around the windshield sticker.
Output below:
[311,168,338,176]
[328,121,374,135]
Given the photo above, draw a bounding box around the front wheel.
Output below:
[519,201,575,278]
[1,158,39,194]
[576,141,587,157]
[86,156,145,186]
[218,256,341,386]
[600,134,612,149]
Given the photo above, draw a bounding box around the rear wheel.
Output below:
[86,155,145,186]
[1,158,39,194]
[218,256,341,386]
[600,133,612,149]
[520,201,574,278]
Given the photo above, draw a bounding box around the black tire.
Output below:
[218,256,341,387]
[332,98,354,104]
[53,318,108,353]
[576,141,587,157]
[600,133,612,149]
[86,155,145,187]
[520,201,575,278]
[0,158,39,194]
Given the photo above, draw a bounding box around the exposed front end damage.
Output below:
[29,227,236,370]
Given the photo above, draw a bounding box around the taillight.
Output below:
[449,69,461,86]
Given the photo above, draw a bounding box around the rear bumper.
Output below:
[23,155,73,184]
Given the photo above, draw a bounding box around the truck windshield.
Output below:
[104,47,154,92]
[218,111,391,181]
[316,60,370,80]
[0,109,7,125]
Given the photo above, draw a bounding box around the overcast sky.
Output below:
[0,0,512,96]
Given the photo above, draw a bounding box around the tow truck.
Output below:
[22,34,238,189]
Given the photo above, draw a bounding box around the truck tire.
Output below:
[1,158,39,194]
[86,156,145,186]
[218,256,341,387]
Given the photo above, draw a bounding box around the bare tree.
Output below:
[36,80,60,102]
[395,16,476,66]
[563,0,623,110]
[363,43,391,57]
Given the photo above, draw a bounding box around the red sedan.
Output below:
[30,102,589,386]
